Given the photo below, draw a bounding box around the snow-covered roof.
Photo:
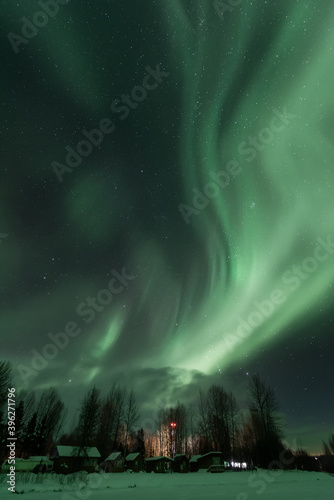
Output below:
[145,456,173,462]
[126,453,141,461]
[189,455,202,462]
[52,446,101,458]
[11,457,50,462]
[105,452,123,461]
[200,451,222,459]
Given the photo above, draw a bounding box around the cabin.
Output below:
[102,452,125,472]
[125,452,144,472]
[197,452,223,470]
[189,454,202,472]
[50,446,101,474]
[173,454,189,473]
[145,456,174,473]
[189,452,224,471]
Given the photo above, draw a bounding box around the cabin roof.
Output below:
[125,452,141,461]
[105,452,123,461]
[145,456,174,462]
[51,446,101,459]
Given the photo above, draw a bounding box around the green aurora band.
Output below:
[126,1,334,376]
[2,1,333,402]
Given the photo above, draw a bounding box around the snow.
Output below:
[104,452,122,461]
[145,456,173,462]
[1,469,333,499]
[51,446,101,458]
[126,453,141,461]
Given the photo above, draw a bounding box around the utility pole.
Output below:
[170,422,177,459]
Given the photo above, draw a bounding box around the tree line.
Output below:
[146,375,284,467]
[0,360,333,471]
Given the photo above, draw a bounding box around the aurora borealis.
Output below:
[1,0,333,453]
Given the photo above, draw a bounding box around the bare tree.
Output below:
[15,391,36,457]
[170,403,188,455]
[187,404,197,456]
[74,386,100,468]
[95,383,126,459]
[207,385,231,457]
[329,434,334,455]
[153,403,190,457]
[123,389,140,455]
[227,391,239,458]
[197,385,240,459]
[35,387,66,454]
[323,434,334,456]
[17,390,36,423]
[197,388,211,452]
[248,374,283,466]
[110,385,126,450]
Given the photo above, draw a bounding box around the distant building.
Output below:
[145,456,174,473]
[189,452,223,471]
[173,454,189,473]
[189,454,202,472]
[102,452,125,472]
[50,446,101,474]
[125,452,144,472]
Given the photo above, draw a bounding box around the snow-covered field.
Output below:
[1,469,333,499]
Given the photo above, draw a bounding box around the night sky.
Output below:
[1,0,333,453]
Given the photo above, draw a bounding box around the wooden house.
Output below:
[189,454,202,472]
[125,452,144,472]
[197,451,223,470]
[50,446,101,474]
[102,452,125,472]
[173,454,189,473]
[145,456,174,473]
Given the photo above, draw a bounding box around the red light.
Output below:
[170,422,177,427]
